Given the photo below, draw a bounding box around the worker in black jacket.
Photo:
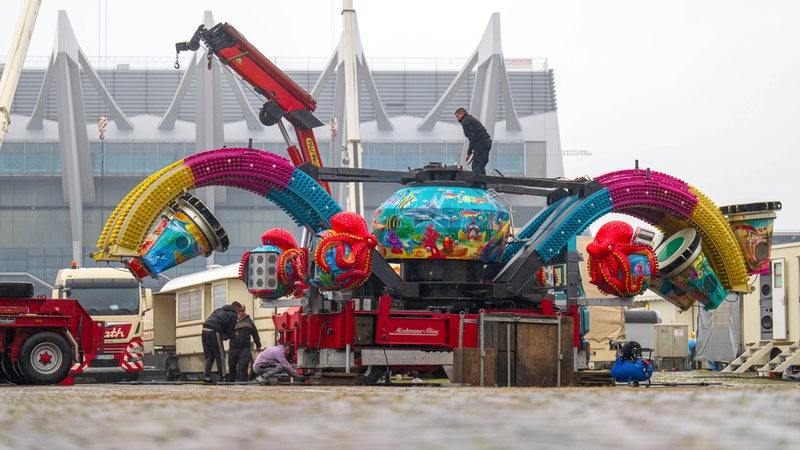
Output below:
[227,305,262,382]
[455,107,492,175]
[201,301,243,384]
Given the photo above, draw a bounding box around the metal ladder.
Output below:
[757,340,800,377]
[721,340,775,374]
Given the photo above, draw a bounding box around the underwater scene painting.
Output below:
[372,186,511,262]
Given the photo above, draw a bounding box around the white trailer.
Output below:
[144,264,288,380]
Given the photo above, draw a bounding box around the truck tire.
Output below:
[18,332,73,385]
[1,355,26,385]
[355,366,387,385]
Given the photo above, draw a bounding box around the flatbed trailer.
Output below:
[0,282,105,385]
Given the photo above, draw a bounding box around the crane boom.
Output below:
[0,0,42,150]
[176,22,330,193]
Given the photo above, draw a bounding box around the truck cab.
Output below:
[53,264,153,382]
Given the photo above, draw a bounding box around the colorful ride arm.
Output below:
[176,22,330,192]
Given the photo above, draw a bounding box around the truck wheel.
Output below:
[18,332,73,385]
[355,366,387,385]
[1,355,26,385]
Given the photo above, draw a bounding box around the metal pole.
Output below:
[458,312,465,348]
[506,322,511,387]
[458,312,465,383]
[276,119,294,148]
[479,312,485,387]
[557,318,562,387]
[346,343,351,373]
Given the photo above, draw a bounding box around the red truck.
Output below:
[0,282,105,385]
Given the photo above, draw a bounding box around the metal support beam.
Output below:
[342,0,364,216]
[417,13,520,133]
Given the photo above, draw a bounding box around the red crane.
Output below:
[177,23,330,193]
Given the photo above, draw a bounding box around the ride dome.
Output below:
[372,186,511,263]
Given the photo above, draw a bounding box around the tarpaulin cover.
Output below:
[695,299,740,362]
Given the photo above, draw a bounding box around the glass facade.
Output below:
[0,141,61,175]
[0,140,526,176]
[0,140,328,176]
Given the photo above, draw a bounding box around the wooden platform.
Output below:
[452,316,575,387]
[307,372,358,386]
[572,370,615,387]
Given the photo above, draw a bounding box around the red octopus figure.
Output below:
[313,211,378,290]
[586,221,658,297]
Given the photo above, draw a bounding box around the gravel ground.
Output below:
[1,371,798,450]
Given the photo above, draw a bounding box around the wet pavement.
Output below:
[1,371,798,449]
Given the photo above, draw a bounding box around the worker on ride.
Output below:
[455,107,492,175]
[252,341,307,385]
[227,305,262,382]
[201,301,243,384]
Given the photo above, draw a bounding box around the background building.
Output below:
[0,11,565,293]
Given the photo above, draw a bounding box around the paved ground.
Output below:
[1,371,799,449]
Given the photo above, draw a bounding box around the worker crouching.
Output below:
[252,342,308,385]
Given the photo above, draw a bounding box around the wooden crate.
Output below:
[453,316,574,387]
[452,347,497,386]
[484,316,574,387]
[515,317,573,387]
[485,320,517,386]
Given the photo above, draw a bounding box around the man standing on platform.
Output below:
[455,107,492,175]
